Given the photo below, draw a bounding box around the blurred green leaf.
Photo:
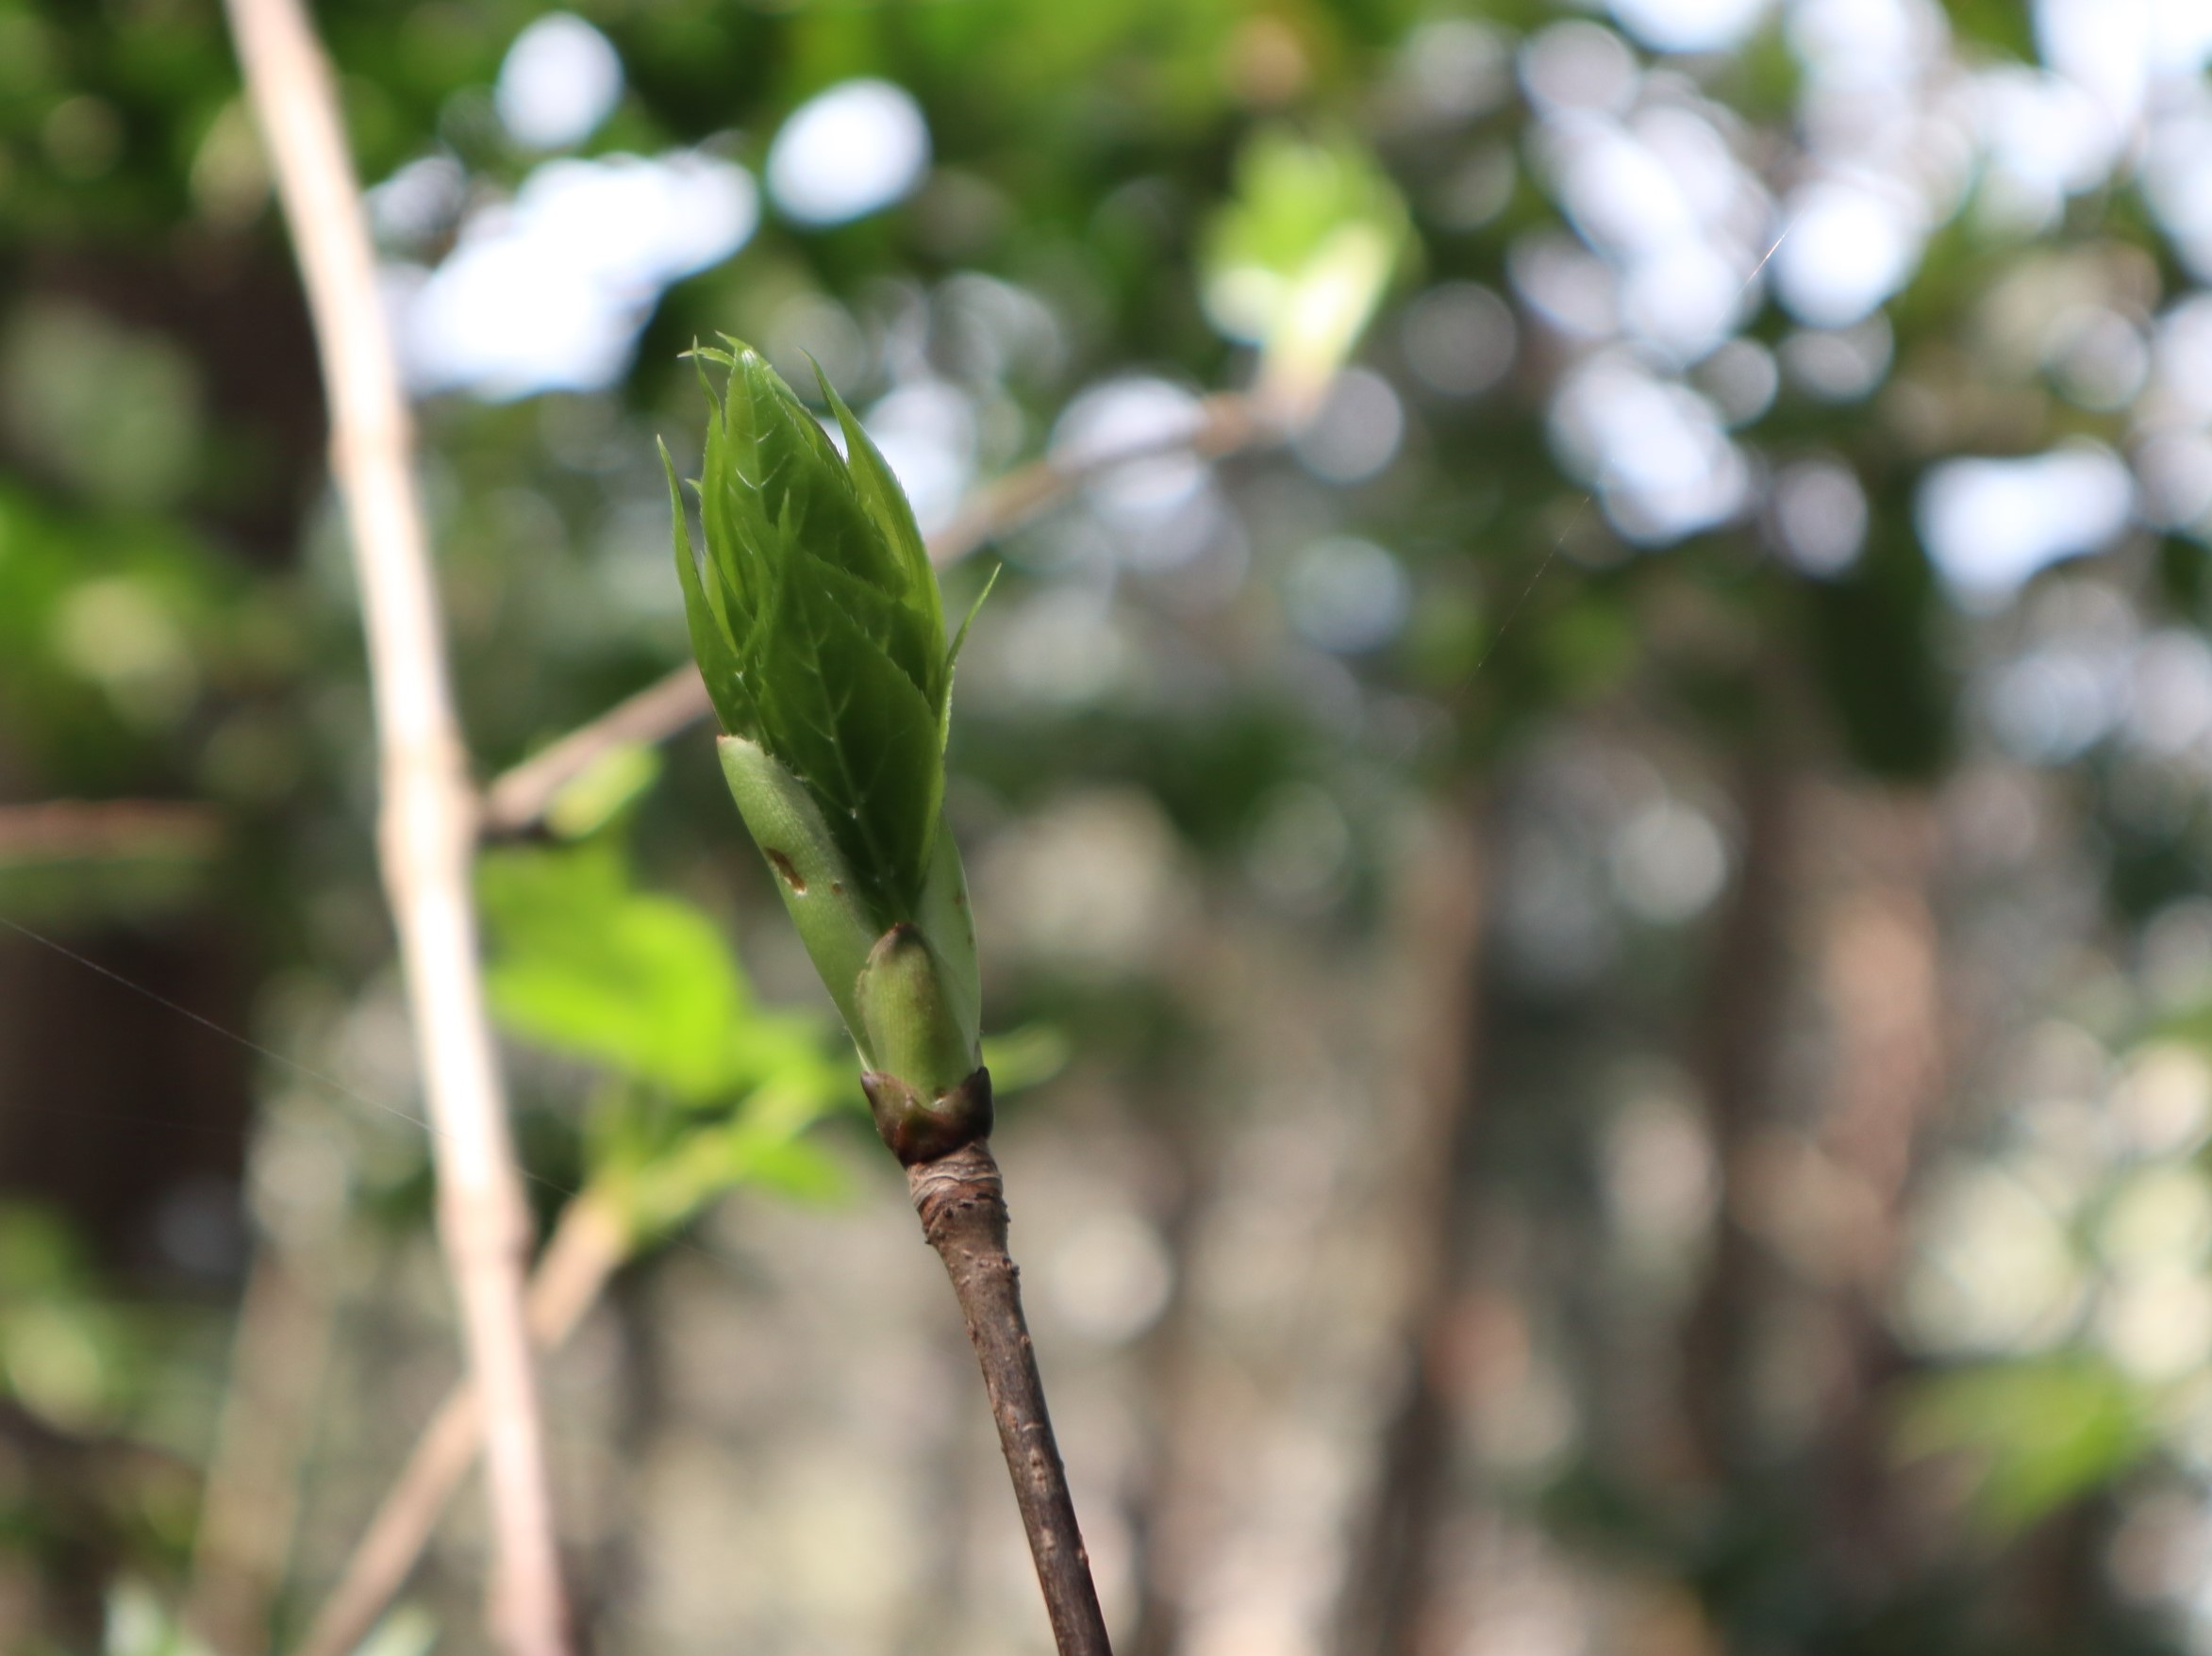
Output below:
[1201,126,1408,409]
[600,1069,857,1236]
[1896,1355,2148,1534]
[2,300,204,511]
[981,1022,1072,1095]
[544,741,663,840]
[0,1204,86,1296]
[0,1204,135,1435]
[731,1136,849,1204]
[480,841,753,1102]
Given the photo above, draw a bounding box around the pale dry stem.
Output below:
[222,0,568,1647]
[296,1195,626,1656]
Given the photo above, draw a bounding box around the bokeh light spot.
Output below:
[495,13,624,151]
[767,79,930,227]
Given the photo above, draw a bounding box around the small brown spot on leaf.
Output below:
[765,849,807,893]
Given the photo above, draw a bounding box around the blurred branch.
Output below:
[926,389,1268,567]
[297,1193,626,1656]
[478,668,707,837]
[221,0,568,1649]
[479,389,1272,837]
[0,800,219,864]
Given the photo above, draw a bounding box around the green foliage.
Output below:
[0,480,240,782]
[541,742,664,841]
[712,731,986,1104]
[479,836,853,1240]
[1803,526,1953,782]
[1897,1355,2149,1534]
[478,838,824,1107]
[1941,0,2039,61]
[979,1022,1073,1095]
[0,1203,138,1436]
[856,919,977,1099]
[1203,127,1404,316]
[1200,125,1408,403]
[3,300,204,511]
[711,733,887,1045]
[590,1072,852,1238]
[10,0,2212,1647]
[671,343,957,926]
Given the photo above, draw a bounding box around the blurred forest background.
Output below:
[7,0,2212,1652]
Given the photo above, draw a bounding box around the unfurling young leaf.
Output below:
[1199,126,1409,418]
[671,342,989,1161]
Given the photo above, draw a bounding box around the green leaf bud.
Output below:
[668,340,950,923]
[674,343,991,1159]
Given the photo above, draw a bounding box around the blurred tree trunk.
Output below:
[1805,787,1943,1595]
[0,233,322,1272]
[1123,1092,1217,1656]
[1678,737,1798,1484]
[0,915,255,1279]
[1333,796,1487,1656]
[1678,749,1952,1600]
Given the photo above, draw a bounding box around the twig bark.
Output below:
[908,1141,1112,1656]
[221,1,568,1648]
[480,391,1272,837]
[298,1193,626,1656]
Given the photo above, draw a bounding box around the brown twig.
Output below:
[222,0,568,1648]
[479,390,1272,837]
[908,1141,1112,1656]
[297,1195,627,1656]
